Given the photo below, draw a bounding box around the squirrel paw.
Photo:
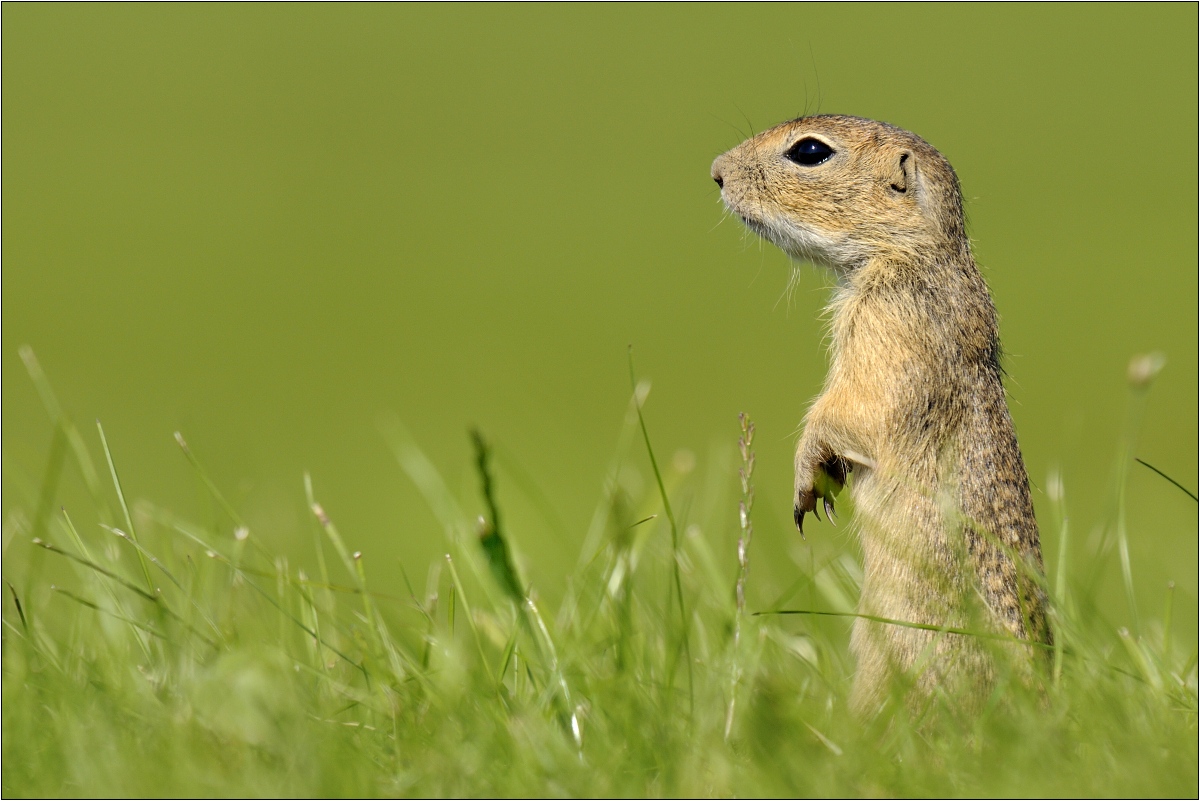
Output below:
[794,456,851,537]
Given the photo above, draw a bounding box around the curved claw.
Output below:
[793,506,805,539]
[823,497,837,526]
[812,501,821,522]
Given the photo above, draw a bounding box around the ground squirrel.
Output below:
[711,115,1051,715]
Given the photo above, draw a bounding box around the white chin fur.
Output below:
[743,212,862,270]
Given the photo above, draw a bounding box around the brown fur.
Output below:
[712,115,1051,715]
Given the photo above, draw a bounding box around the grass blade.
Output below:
[444,553,494,682]
[58,510,153,658]
[727,412,755,740]
[33,538,158,603]
[101,523,224,643]
[628,348,693,717]
[1134,458,1198,502]
[174,432,249,526]
[470,429,525,603]
[50,586,170,642]
[19,346,113,524]
[6,580,28,632]
[96,421,155,595]
[754,608,1054,650]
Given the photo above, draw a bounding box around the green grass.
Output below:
[2,353,1196,798]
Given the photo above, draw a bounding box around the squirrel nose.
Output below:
[711,158,726,189]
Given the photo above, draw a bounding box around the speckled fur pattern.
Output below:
[712,115,1051,715]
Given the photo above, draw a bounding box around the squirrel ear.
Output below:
[888,152,913,194]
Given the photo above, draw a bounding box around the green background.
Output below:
[4,6,1196,631]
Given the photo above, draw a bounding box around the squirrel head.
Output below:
[711,115,967,272]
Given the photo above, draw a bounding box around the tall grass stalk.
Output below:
[725,412,755,740]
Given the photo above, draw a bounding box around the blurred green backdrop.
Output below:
[4,6,1196,631]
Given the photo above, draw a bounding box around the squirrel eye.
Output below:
[785,137,835,167]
